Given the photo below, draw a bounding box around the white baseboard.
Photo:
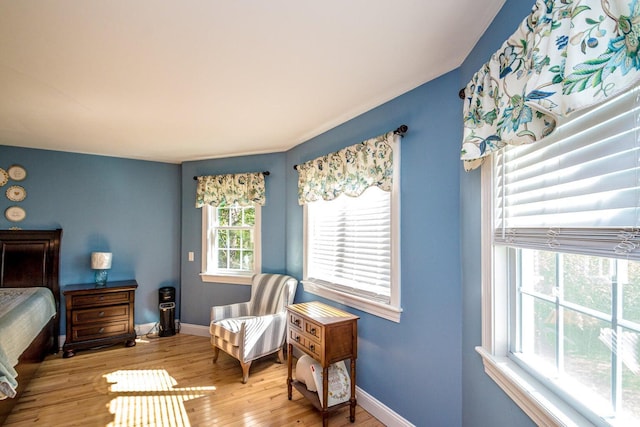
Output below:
[179,322,209,337]
[136,322,160,336]
[356,386,415,427]
[179,322,414,427]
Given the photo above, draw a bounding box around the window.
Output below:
[306,187,391,301]
[201,204,261,285]
[302,138,401,323]
[512,249,640,422]
[479,87,640,425]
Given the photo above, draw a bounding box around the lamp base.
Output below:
[95,270,108,286]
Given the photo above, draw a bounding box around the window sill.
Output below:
[302,280,402,322]
[200,273,252,285]
[475,346,597,427]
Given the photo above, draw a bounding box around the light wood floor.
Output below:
[3,333,384,427]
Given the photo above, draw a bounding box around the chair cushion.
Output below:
[210,316,255,347]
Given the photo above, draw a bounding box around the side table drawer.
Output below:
[72,321,130,341]
[305,339,322,358]
[289,313,304,330]
[71,291,131,308]
[289,329,322,358]
[289,329,306,347]
[304,319,322,342]
[73,304,129,325]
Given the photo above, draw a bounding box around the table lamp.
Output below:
[91,252,112,286]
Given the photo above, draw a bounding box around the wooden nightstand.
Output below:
[62,280,138,358]
[286,301,359,426]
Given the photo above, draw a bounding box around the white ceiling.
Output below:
[0,1,505,164]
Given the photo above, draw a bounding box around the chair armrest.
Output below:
[241,312,289,361]
[211,302,251,322]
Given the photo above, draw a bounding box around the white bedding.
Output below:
[0,287,56,399]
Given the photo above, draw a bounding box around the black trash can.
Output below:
[158,286,176,337]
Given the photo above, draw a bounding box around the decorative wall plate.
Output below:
[7,165,27,181]
[6,185,26,202]
[5,206,26,222]
[0,168,7,187]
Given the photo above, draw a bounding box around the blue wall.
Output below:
[178,73,465,425]
[0,146,181,330]
[460,0,537,426]
[285,71,463,424]
[179,73,465,425]
[179,152,288,326]
[0,1,545,424]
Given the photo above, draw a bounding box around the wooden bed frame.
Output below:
[0,229,62,423]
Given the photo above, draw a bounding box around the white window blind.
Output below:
[306,187,391,303]
[494,86,640,259]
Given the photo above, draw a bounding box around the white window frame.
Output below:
[200,204,262,285]
[477,158,601,426]
[301,139,402,323]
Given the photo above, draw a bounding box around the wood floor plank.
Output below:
[3,334,384,427]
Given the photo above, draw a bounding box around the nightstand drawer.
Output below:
[71,321,130,340]
[72,305,129,324]
[71,291,131,308]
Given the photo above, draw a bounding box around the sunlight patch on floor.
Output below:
[104,369,216,427]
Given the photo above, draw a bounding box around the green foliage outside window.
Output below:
[214,205,255,272]
[519,249,640,419]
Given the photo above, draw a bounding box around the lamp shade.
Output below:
[91,252,112,270]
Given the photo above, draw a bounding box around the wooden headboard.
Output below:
[0,229,62,336]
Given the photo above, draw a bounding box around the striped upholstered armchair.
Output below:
[209,273,298,383]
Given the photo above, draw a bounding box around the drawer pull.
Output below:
[98,311,105,317]
[293,319,300,326]
[309,344,315,352]
[99,296,105,301]
[295,335,300,342]
[98,327,105,334]
[310,327,316,335]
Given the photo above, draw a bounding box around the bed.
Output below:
[0,229,61,421]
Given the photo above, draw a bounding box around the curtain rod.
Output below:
[193,171,270,181]
[292,125,408,171]
[394,124,408,136]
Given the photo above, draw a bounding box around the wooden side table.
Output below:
[62,280,137,358]
[286,301,359,426]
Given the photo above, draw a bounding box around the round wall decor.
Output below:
[7,165,27,181]
[5,206,26,222]
[0,168,8,187]
[6,185,26,202]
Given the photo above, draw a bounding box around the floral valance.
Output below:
[296,131,397,205]
[195,172,266,207]
[461,0,640,171]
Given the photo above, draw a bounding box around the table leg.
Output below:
[322,366,329,426]
[287,343,293,400]
[350,358,357,422]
